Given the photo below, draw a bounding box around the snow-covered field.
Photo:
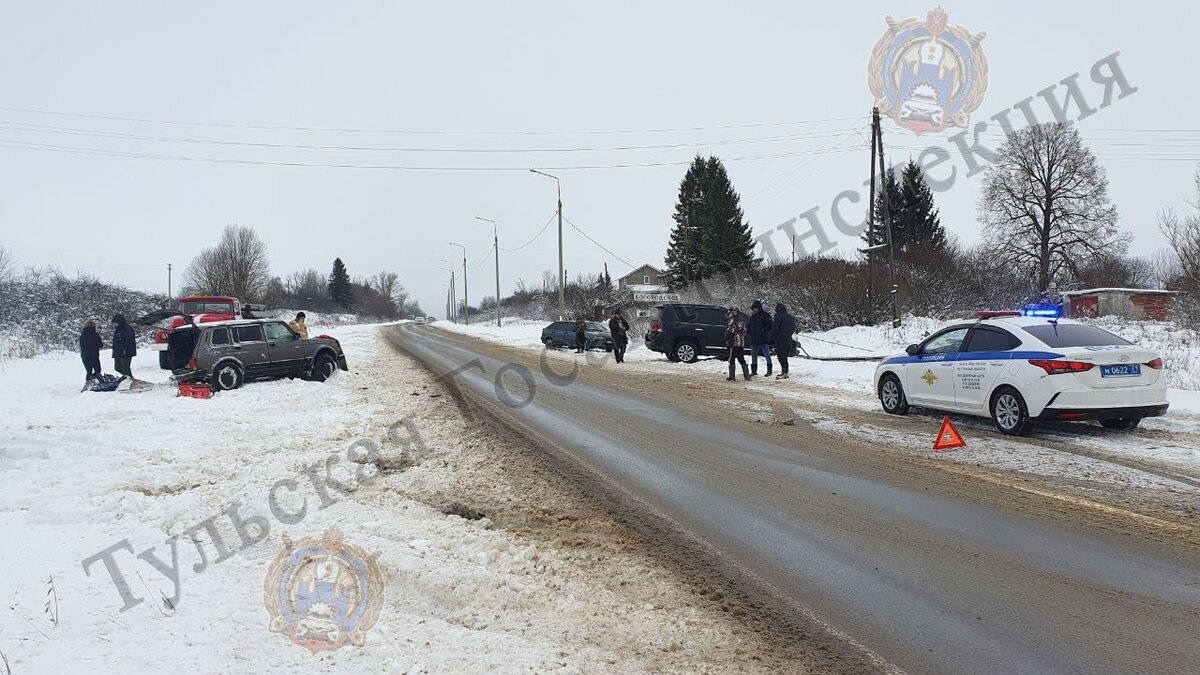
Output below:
[0,322,799,674]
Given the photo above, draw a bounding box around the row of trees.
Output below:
[182,225,422,319]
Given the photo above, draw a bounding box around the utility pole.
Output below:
[866,109,877,324]
[167,263,173,300]
[441,263,456,323]
[450,242,467,325]
[475,217,501,327]
[530,169,564,319]
[872,107,900,329]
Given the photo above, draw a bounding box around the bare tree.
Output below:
[1159,166,1200,291]
[183,225,272,300]
[0,245,15,282]
[979,122,1127,293]
[284,268,326,298]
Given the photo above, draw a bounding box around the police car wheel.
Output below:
[1100,418,1140,431]
[991,387,1031,435]
[879,375,909,415]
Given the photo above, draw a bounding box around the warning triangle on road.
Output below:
[933,416,966,451]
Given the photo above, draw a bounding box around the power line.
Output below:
[0,137,889,171]
[562,216,636,270]
[0,104,861,136]
[501,211,559,252]
[471,242,495,270]
[0,119,864,154]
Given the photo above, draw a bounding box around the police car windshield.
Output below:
[1022,324,1131,348]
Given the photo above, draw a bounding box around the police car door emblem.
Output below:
[263,528,385,653]
[921,369,939,386]
[867,7,988,135]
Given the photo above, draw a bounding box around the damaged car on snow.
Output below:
[138,310,348,391]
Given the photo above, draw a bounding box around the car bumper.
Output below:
[170,367,207,383]
[1036,403,1169,421]
[644,332,666,353]
[150,342,168,351]
[337,355,349,370]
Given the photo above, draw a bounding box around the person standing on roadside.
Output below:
[288,311,309,338]
[746,300,773,378]
[608,310,630,364]
[725,307,750,381]
[772,302,796,380]
[80,319,104,383]
[574,318,587,354]
[110,313,137,380]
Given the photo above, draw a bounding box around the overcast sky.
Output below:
[3,1,1198,314]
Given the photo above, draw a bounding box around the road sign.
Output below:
[933,416,966,451]
[632,292,681,302]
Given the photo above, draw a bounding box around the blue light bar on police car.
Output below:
[1020,303,1063,318]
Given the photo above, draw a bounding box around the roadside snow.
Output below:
[0,322,798,674]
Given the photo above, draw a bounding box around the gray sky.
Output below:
[3,1,1198,314]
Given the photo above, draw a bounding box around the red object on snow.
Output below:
[932,416,966,451]
[178,382,213,399]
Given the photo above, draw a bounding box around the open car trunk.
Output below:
[163,326,199,372]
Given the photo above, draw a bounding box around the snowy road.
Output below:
[391,323,1200,675]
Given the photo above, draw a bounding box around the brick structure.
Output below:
[1063,288,1177,320]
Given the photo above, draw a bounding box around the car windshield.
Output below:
[1022,323,1131,348]
[587,322,606,331]
[181,301,234,313]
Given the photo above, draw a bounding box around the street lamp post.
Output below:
[474,216,501,328]
[449,242,467,325]
[440,263,456,323]
[530,169,564,320]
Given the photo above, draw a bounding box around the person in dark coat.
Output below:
[80,320,104,382]
[746,300,773,377]
[772,302,797,380]
[574,318,587,354]
[725,307,750,381]
[110,313,137,379]
[608,311,630,364]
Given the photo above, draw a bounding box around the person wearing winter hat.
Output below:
[288,311,309,338]
[771,302,797,379]
[724,307,750,381]
[110,314,137,380]
[746,300,774,377]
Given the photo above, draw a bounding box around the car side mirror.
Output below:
[905,344,919,356]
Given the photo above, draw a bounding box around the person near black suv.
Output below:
[644,303,739,363]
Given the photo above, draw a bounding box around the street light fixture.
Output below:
[474,216,501,328]
[530,169,564,320]
[449,242,467,325]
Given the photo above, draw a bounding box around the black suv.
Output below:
[644,303,739,363]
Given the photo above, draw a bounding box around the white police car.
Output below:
[873,313,1168,435]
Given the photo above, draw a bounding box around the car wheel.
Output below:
[1100,418,1141,430]
[878,374,909,415]
[543,338,554,349]
[991,387,1031,435]
[674,340,699,363]
[211,362,244,391]
[311,353,338,382]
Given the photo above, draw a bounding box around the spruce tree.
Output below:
[897,159,946,254]
[328,257,354,308]
[664,155,756,286]
[863,165,904,250]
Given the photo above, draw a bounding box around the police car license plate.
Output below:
[1101,364,1141,378]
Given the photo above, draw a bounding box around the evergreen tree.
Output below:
[664,155,756,286]
[863,165,904,250]
[328,257,354,308]
[897,159,946,254]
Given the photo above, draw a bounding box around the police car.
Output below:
[873,311,1168,435]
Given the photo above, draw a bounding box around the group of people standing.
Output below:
[79,314,138,383]
[724,301,796,382]
[570,312,632,363]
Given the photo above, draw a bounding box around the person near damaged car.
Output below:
[110,314,137,379]
[80,319,104,382]
[608,311,630,363]
[288,311,309,339]
[747,300,774,377]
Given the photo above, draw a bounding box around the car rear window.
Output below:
[1022,324,1131,348]
[211,327,230,345]
[234,325,265,343]
[964,327,1020,352]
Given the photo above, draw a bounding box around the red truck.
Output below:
[151,295,256,368]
